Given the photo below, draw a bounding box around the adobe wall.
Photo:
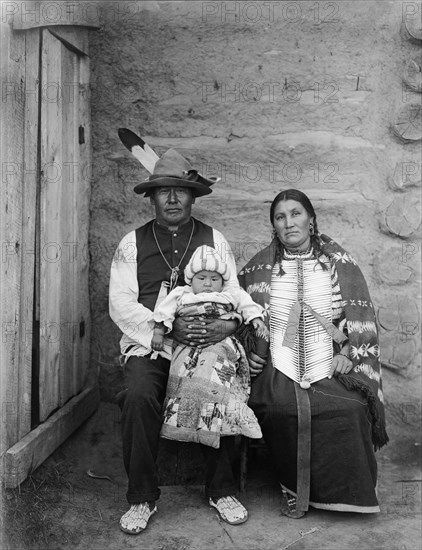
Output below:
[88,1,421,418]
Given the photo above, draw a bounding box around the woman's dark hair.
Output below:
[270,189,327,274]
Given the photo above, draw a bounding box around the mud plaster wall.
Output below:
[88,1,421,417]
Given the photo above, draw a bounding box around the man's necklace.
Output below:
[152,219,196,291]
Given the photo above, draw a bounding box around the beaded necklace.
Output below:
[152,219,196,291]
[284,246,314,259]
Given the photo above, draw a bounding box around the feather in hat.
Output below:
[118,128,221,196]
[118,128,159,174]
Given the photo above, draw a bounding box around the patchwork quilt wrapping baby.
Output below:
[160,301,262,448]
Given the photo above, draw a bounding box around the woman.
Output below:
[238,189,388,517]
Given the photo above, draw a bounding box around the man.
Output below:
[109,141,248,534]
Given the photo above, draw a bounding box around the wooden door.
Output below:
[38,29,91,422]
[1,25,98,488]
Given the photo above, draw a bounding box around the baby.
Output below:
[151,245,268,448]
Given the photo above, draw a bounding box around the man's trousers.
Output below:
[117,354,238,504]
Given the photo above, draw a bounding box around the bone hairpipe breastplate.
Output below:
[270,253,333,388]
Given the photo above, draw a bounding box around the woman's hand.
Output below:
[172,316,238,348]
[248,352,266,377]
[328,353,354,378]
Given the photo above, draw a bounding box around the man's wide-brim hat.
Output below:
[118,128,219,197]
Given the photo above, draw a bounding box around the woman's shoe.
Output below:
[280,490,305,519]
[209,495,248,525]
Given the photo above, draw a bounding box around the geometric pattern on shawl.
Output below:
[238,234,388,450]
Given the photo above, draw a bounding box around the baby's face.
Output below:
[191,270,223,294]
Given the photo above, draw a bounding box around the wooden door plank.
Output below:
[4,386,99,488]
[59,41,78,405]
[0,28,27,451]
[75,48,91,393]
[39,29,62,421]
[18,28,40,437]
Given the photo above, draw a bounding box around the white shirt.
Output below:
[109,227,240,360]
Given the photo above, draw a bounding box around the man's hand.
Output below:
[172,316,238,348]
[248,351,266,377]
[328,353,353,378]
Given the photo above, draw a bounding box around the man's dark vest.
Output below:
[135,217,214,311]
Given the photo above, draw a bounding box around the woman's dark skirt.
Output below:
[249,363,380,512]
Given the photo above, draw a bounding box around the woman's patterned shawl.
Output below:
[238,234,388,450]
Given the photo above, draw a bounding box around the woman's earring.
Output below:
[272,228,277,239]
[309,224,314,235]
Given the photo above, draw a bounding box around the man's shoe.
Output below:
[119,502,157,534]
[209,496,248,525]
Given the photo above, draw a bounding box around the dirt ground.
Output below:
[1,368,421,550]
